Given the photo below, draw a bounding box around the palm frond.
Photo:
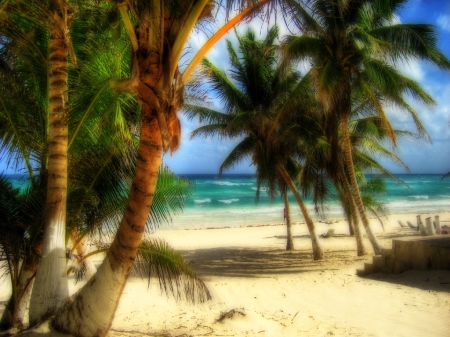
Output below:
[148,167,195,230]
[370,24,450,69]
[134,239,211,303]
[219,137,255,175]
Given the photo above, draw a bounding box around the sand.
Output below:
[1,212,449,337]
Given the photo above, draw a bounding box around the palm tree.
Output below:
[51,2,276,335]
[187,26,324,259]
[282,0,450,254]
[301,108,414,256]
[1,1,210,329]
[0,0,77,324]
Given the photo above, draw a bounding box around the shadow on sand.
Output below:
[176,247,357,279]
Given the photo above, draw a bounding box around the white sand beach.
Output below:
[1,212,449,337]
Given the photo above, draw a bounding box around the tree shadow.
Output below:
[362,269,450,293]
[177,247,353,279]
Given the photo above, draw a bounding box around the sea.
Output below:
[5,174,450,230]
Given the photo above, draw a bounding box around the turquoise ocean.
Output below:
[6,174,450,230]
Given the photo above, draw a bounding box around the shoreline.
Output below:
[161,210,450,232]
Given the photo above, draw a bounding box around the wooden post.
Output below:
[425,217,435,236]
[416,215,427,236]
[435,215,442,235]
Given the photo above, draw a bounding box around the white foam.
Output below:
[252,187,268,191]
[218,199,240,204]
[409,195,429,199]
[194,198,211,204]
[210,181,253,186]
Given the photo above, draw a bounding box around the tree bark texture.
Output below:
[277,164,323,260]
[29,0,71,325]
[53,91,164,337]
[340,114,382,255]
[283,189,294,251]
[342,174,368,256]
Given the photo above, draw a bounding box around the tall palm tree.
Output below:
[187,26,324,259]
[282,0,450,254]
[0,0,74,324]
[1,1,209,329]
[301,110,412,256]
[52,1,275,335]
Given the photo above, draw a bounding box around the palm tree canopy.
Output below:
[283,0,450,142]
[187,25,320,200]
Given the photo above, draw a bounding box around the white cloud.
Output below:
[437,14,450,32]
[396,58,425,82]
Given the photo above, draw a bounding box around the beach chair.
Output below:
[398,220,408,228]
[407,221,417,229]
[321,229,335,238]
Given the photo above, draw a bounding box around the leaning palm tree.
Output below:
[1,1,209,329]
[301,111,412,256]
[187,26,324,259]
[52,1,276,335]
[282,0,450,254]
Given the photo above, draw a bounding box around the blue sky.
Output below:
[1,0,449,176]
[164,0,450,175]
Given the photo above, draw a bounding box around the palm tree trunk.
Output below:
[346,209,354,235]
[283,189,294,251]
[277,164,323,260]
[53,88,163,337]
[29,0,71,325]
[0,259,37,330]
[340,114,382,255]
[342,174,368,256]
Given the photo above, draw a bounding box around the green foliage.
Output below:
[189,25,313,201]
[134,239,211,303]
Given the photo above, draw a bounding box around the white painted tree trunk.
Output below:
[29,218,69,326]
[435,216,441,234]
[15,278,34,328]
[425,217,435,236]
[53,254,126,336]
[83,258,97,281]
[28,0,71,324]
[417,215,427,236]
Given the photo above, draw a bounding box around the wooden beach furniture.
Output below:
[398,220,408,228]
[321,229,335,238]
[406,221,417,229]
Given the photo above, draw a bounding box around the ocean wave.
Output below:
[218,199,240,204]
[194,198,211,204]
[210,181,253,186]
[409,195,429,200]
[252,187,268,191]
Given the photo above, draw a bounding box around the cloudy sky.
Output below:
[164,0,450,175]
[1,1,449,176]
